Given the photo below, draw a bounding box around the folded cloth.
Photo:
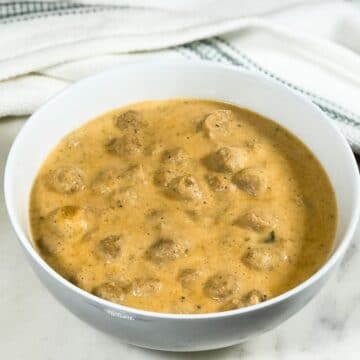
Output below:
[1,0,360,151]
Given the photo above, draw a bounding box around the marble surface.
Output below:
[1,117,360,359]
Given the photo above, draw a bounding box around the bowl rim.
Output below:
[4,59,360,320]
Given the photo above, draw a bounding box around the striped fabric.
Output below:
[0,2,91,20]
[1,1,359,152]
[178,38,360,139]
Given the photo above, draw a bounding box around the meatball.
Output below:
[242,247,281,271]
[235,209,277,232]
[93,281,128,303]
[167,175,202,201]
[131,277,162,296]
[201,109,232,139]
[94,235,122,261]
[178,268,201,287]
[91,168,122,195]
[203,273,239,301]
[92,165,144,197]
[146,208,165,220]
[219,290,267,311]
[46,165,85,194]
[161,147,190,167]
[41,206,95,253]
[146,238,184,264]
[242,289,267,306]
[111,188,138,208]
[106,134,142,157]
[154,167,178,187]
[205,147,246,173]
[145,142,164,156]
[233,168,267,196]
[154,149,190,189]
[206,174,232,192]
[114,110,146,132]
[218,298,242,312]
[121,164,145,186]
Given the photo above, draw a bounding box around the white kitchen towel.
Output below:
[1,0,360,151]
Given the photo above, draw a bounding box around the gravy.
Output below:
[30,99,337,313]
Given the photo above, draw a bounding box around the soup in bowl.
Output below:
[30,99,337,314]
[4,61,360,351]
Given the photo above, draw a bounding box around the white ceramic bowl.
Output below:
[4,61,360,352]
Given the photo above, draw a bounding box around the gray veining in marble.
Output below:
[1,117,359,359]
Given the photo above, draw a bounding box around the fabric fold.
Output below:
[0,0,360,151]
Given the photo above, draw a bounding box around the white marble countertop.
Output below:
[1,117,360,359]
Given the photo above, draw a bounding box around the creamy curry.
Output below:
[30,99,337,314]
